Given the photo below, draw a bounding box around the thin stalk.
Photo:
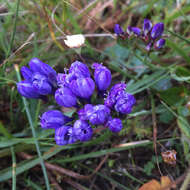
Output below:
[6,0,20,58]
[180,169,190,190]
[11,146,16,190]
[14,65,50,190]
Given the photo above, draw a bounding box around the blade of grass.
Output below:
[10,146,16,190]
[5,0,20,66]
[167,30,190,45]
[54,140,151,164]
[166,39,190,64]
[14,65,50,190]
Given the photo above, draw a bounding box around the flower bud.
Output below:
[114,24,124,36]
[143,19,152,36]
[20,66,32,81]
[104,83,126,108]
[114,93,136,114]
[17,81,41,98]
[40,110,71,129]
[69,61,90,79]
[29,58,57,84]
[88,104,110,125]
[154,38,165,49]
[32,73,52,95]
[70,77,95,99]
[55,126,76,145]
[55,86,77,107]
[93,63,111,91]
[73,120,93,142]
[151,23,164,39]
[106,118,123,133]
[78,104,94,121]
[127,26,141,36]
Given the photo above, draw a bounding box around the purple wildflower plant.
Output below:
[17,57,136,146]
[114,19,165,51]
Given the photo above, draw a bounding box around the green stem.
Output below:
[15,65,50,190]
[6,0,21,58]
[180,169,190,190]
[11,146,16,190]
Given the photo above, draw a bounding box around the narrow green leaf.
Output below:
[166,39,190,64]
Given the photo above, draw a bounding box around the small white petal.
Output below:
[64,34,85,48]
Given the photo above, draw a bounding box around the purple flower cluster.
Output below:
[17,58,57,98]
[17,58,136,146]
[114,19,165,51]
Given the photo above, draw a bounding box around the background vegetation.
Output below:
[0,0,190,189]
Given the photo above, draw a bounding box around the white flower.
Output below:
[64,34,85,48]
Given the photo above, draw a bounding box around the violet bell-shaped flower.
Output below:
[114,92,136,114]
[92,63,112,91]
[154,38,165,49]
[143,19,152,36]
[114,24,124,36]
[17,81,42,99]
[29,58,57,86]
[32,72,52,95]
[40,110,72,129]
[55,86,77,107]
[73,120,93,142]
[127,26,141,36]
[151,22,164,40]
[17,58,57,98]
[70,77,95,99]
[69,60,90,78]
[88,104,110,125]
[55,125,76,145]
[106,117,123,133]
[104,82,126,108]
[78,104,94,121]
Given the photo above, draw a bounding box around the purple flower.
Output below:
[92,63,111,91]
[114,24,124,36]
[114,93,136,114]
[88,104,111,125]
[55,126,76,145]
[55,86,77,107]
[69,61,90,79]
[104,82,126,108]
[106,118,123,133]
[29,58,57,85]
[143,19,152,36]
[17,81,42,98]
[40,110,71,129]
[78,104,94,121]
[154,38,165,49]
[20,66,33,81]
[70,77,95,99]
[17,58,57,99]
[73,120,93,142]
[127,26,141,36]
[32,73,52,95]
[151,23,164,40]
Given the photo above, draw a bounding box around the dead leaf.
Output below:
[139,176,172,190]
[139,179,161,190]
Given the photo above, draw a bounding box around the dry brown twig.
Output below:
[19,152,109,180]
